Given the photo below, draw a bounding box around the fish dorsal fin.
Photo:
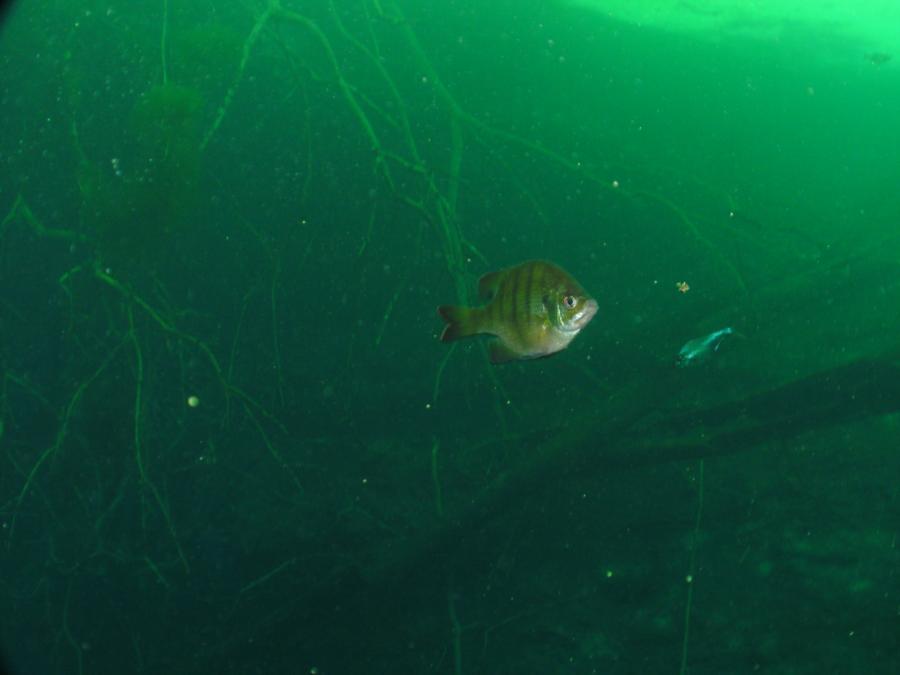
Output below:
[478,269,506,302]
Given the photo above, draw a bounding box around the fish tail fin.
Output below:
[437,305,481,342]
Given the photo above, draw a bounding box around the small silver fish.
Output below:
[676,327,735,367]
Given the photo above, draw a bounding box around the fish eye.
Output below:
[563,295,577,309]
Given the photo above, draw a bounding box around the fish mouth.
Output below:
[565,298,598,332]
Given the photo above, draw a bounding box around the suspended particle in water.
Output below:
[187,395,200,408]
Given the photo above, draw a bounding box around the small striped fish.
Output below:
[437,260,598,364]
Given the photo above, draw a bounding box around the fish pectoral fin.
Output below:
[489,339,520,365]
[477,269,506,301]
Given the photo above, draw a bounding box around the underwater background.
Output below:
[1,0,899,673]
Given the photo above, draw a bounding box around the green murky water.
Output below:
[1,1,898,673]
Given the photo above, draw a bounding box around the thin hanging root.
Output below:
[448,588,463,675]
[160,0,169,85]
[91,268,295,509]
[8,344,123,545]
[239,557,297,595]
[270,262,285,407]
[483,350,510,439]
[94,267,292,467]
[279,2,469,306]
[94,266,232,402]
[127,305,190,573]
[225,285,258,425]
[374,275,408,347]
[679,459,705,675]
[238,396,303,494]
[357,202,378,257]
[431,342,457,406]
[430,438,443,518]
[277,6,389,184]
[329,0,422,163]
[201,0,280,150]
[1,193,86,243]
[143,555,169,587]
[62,582,84,675]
